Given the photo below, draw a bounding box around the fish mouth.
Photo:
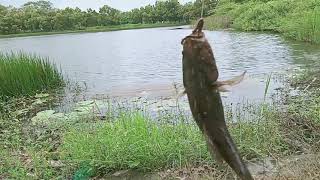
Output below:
[181,18,206,45]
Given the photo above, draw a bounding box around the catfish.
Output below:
[181,18,253,180]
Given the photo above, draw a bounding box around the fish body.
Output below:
[181,19,253,180]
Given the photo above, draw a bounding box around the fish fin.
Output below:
[214,71,247,91]
[218,71,246,86]
[217,85,231,92]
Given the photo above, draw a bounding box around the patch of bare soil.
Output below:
[100,154,320,180]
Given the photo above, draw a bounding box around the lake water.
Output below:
[0,27,319,105]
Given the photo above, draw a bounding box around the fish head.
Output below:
[181,19,207,63]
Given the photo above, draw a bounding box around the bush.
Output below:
[281,7,320,43]
[205,0,320,43]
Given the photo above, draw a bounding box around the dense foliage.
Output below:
[206,0,320,43]
[0,0,217,34]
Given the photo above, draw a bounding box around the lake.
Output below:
[0,27,319,105]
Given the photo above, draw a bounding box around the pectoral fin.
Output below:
[214,71,247,92]
[217,85,232,92]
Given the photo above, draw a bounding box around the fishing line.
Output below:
[201,0,205,18]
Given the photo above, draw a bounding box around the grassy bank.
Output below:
[1,97,288,179]
[1,87,319,178]
[0,53,63,99]
[0,55,319,178]
[205,0,320,44]
[0,23,185,39]
[61,104,285,174]
[289,66,320,135]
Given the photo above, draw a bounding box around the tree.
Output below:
[0,0,218,34]
[0,4,7,14]
[23,1,53,10]
[99,5,121,25]
[85,8,100,27]
[164,0,182,22]
[192,0,218,18]
[130,8,143,24]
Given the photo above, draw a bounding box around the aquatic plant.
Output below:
[0,53,64,99]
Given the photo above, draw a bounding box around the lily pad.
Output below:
[31,110,56,125]
[74,100,108,114]
[32,98,47,105]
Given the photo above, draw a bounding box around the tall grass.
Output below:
[290,66,320,126]
[282,7,320,43]
[0,53,64,98]
[61,112,209,172]
[60,102,286,175]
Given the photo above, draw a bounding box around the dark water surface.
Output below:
[0,27,319,103]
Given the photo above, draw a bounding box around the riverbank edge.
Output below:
[1,48,319,179]
[2,68,318,179]
[0,23,187,39]
[203,0,320,44]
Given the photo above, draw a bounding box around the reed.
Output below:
[0,52,64,98]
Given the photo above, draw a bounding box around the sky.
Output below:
[0,0,195,11]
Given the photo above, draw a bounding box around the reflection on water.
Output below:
[0,27,319,105]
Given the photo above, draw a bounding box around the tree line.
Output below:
[0,0,217,34]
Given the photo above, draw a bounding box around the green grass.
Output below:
[1,65,319,178]
[282,7,320,43]
[60,112,209,172]
[0,92,318,178]
[205,0,320,44]
[0,23,185,39]
[0,149,28,179]
[0,53,64,98]
[59,102,286,175]
[290,67,320,126]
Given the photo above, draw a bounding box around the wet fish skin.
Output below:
[181,19,253,180]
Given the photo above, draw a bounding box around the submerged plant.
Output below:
[0,52,64,99]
